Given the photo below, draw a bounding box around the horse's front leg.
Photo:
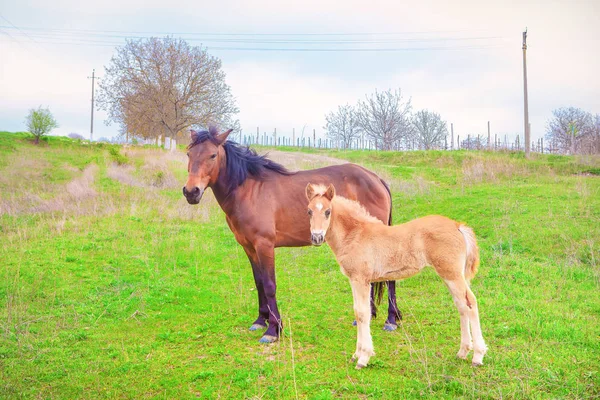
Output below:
[244,247,269,331]
[255,240,282,343]
[350,279,374,369]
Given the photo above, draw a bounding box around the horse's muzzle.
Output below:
[311,232,325,246]
[182,186,204,204]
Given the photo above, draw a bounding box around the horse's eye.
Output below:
[324,209,331,218]
[307,209,313,216]
[210,153,217,159]
[186,152,190,157]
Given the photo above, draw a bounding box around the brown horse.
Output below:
[306,183,487,368]
[182,127,401,343]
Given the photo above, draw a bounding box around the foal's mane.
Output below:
[311,185,383,225]
[188,126,294,192]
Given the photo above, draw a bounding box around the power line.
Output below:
[0,24,509,52]
[0,24,497,37]
[0,15,39,43]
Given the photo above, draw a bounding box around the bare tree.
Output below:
[411,110,448,150]
[545,107,595,154]
[25,106,58,144]
[578,113,600,154]
[324,104,362,149]
[97,37,239,142]
[356,89,412,150]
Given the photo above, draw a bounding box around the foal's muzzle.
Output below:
[311,232,325,246]
[182,186,204,204]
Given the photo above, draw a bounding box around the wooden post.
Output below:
[313,129,316,148]
[451,123,454,150]
[457,135,460,150]
[256,127,259,145]
[487,121,491,150]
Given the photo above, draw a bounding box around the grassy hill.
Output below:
[1,131,599,399]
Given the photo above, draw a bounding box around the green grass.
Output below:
[1,132,599,399]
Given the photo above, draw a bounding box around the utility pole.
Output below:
[522,29,530,157]
[87,69,97,141]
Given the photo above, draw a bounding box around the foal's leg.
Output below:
[465,285,487,366]
[444,278,474,361]
[350,279,374,369]
[244,247,269,331]
[255,241,282,343]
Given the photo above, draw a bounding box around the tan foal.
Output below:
[306,183,487,369]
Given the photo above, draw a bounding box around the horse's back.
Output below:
[296,163,391,222]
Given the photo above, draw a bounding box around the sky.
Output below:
[1,0,599,144]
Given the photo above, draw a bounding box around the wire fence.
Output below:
[234,128,555,154]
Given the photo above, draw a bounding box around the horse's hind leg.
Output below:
[384,281,401,331]
[350,279,374,369]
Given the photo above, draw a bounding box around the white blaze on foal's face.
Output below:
[305,183,336,246]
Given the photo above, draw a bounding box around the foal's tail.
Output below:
[458,224,480,281]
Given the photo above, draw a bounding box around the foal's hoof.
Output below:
[472,361,484,367]
[352,320,357,326]
[355,363,367,370]
[249,323,267,331]
[383,322,398,331]
[258,335,278,344]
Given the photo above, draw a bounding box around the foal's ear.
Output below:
[215,129,233,145]
[306,183,316,201]
[190,129,198,142]
[324,184,336,200]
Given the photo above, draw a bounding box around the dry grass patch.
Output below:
[461,157,529,184]
[371,168,432,198]
[0,164,103,216]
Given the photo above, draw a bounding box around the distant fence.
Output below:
[235,128,555,154]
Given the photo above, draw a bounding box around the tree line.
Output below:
[324,89,448,151]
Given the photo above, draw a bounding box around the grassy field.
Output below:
[1,131,599,399]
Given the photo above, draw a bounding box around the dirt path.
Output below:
[258,150,347,171]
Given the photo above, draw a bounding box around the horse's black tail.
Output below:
[372,178,393,310]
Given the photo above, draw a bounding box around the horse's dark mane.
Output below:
[188,126,294,192]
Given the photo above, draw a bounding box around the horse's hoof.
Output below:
[258,335,278,344]
[352,320,357,326]
[355,363,367,370]
[249,323,267,331]
[383,322,397,331]
[472,361,483,367]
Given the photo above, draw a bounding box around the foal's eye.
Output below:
[186,152,190,157]
[307,209,313,216]
[324,209,331,218]
[210,153,217,159]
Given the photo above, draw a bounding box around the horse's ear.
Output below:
[190,129,198,142]
[215,129,233,145]
[324,184,336,201]
[306,183,316,201]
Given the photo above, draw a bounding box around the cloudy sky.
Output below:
[1,0,599,143]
